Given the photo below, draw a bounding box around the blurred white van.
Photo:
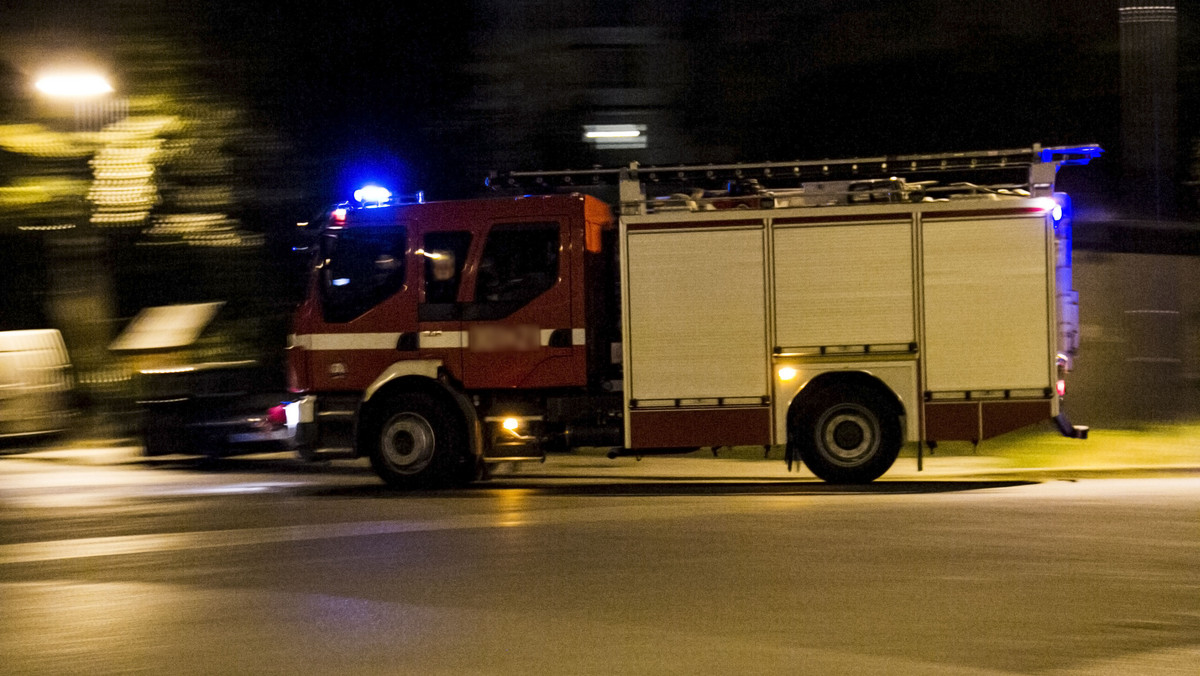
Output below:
[0,329,75,440]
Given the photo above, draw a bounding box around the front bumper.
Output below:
[192,395,315,449]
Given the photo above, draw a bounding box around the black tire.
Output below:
[793,386,902,484]
[362,391,474,489]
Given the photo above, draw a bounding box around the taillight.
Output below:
[1056,379,1066,397]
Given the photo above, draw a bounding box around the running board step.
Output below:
[483,455,547,463]
[484,440,545,463]
[299,446,356,461]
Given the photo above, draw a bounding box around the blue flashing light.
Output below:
[1038,145,1103,166]
[354,185,392,205]
[332,278,350,287]
[1054,193,1073,224]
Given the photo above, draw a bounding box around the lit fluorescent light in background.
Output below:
[583,124,647,150]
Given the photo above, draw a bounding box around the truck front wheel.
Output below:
[363,392,471,489]
[793,388,901,484]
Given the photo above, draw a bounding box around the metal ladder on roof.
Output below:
[486,144,1102,214]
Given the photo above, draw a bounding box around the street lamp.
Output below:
[26,71,126,404]
[34,73,114,98]
[33,71,124,132]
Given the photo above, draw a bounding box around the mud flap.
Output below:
[1054,411,1089,439]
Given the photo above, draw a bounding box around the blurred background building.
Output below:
[462,2,1127,180]
[0,0,1197,435]
[1119,1,1178,220]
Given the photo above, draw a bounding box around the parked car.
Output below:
[0,329,75,443]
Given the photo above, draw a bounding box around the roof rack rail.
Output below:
[486,143,1102,214]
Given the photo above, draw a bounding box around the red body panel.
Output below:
[924,400,1053,443]
[628,407,772,448]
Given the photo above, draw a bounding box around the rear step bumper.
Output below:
[1054,411,1089,439]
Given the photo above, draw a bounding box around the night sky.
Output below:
[1,1,1196,205]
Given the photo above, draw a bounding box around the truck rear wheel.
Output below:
[363,391,472,489]
[794,387,901,484]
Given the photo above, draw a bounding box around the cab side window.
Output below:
[418,231,472,321]
[466,222,560,321]
[320,227,406,323]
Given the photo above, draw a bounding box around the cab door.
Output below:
[300,224,415,393]
[460,218,582,389]
[415,230,473,383]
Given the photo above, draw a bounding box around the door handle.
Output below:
[396,333,418,351]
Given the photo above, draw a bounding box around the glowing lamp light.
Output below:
[1056,379,1066,397]
[331,208,347,223]
[331,278,350,287]
[1033,197,1064,222]
[354,185,392,204]
[35,73,114,98]
[502,417,520,431]
[778,367,798,381]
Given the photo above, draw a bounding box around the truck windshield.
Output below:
[319,226,407,323]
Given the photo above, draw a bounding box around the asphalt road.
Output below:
[1,453,1198,674]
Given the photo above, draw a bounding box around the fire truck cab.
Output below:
[286,193,620,486]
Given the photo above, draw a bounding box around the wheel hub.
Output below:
[380,412,435,474]
[817,404,879,467]
[833,419,865,449]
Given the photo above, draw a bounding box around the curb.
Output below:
[6,445,1200,481]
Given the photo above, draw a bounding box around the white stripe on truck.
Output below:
[289,329,586,351]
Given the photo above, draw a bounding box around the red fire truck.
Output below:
[265,145,1101,486]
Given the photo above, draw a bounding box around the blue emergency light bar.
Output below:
[354,185,393,205]
[351,186,425,207]
[1038,145,1103,166]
